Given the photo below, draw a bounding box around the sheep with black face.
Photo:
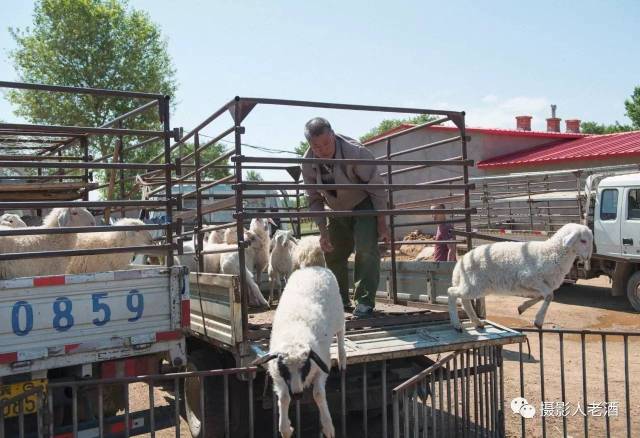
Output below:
[253,266,346,438]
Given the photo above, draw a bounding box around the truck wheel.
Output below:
[626,271,640,311]
[183,350,249,438]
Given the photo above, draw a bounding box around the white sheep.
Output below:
[66,218,157,274]
[252,267,346,438]
[292,235,326,269]
[207,229,224,244]
[0,214,27,228]
[249,218,275,284]
[220,230,269,308]
[0,207,96,279]
[447,223,593,330]
[268,229,298,304]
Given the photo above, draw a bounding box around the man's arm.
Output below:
[300,162,326,229]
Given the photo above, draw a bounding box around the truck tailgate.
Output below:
[0,266,188,376]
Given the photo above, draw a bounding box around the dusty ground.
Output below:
[124,276,638,437]
[486,276,640,438]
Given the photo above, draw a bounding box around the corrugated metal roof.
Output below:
[363,123,586,144]
[477,131,640,169]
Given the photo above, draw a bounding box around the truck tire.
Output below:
[183,350,249,438]
[626,271,640,311]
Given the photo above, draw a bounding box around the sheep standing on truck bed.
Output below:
[253,267,346,438]
[268,229,298,304]
[292,235,326,269]
[250,218,275,284]
[448,223,593,330]
[66,218,157,274]
[0,207,96,279]
[0,214,27,228]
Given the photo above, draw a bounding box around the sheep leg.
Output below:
[461,298,484,329]
[312,374,335,438]
[534,294,553,329]
[517,296,543,315]
[336,329,347,371]
[268,272,276,306]
[275,387,294,438]
[448,293,463,332]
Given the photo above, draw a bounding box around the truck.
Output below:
[471,165,640,310]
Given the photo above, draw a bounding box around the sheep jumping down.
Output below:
[253,267,346,438]
[66,218,157,274]
[292,235,326,269]
[448,223,593,331]
[0,214,27,228]
[0,207,96,279]
[220,230,269,308]
[268,229,298,304]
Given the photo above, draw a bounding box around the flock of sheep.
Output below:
[0,208,156,279]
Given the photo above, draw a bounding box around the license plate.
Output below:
[0,379,47,418]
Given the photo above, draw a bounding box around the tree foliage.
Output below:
[581,86,640,134]
[580,121,633,134]
[624,86,640,129]
[359,114,435,142]
[8,0,177,162]
[245,170,264,181]
[294,141,310,156]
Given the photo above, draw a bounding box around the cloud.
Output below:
[466,95,551,131]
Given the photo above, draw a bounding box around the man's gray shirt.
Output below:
[301,134,387,226]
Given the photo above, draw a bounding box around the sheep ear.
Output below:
[251,352,279,367]
[268,218,277,227]
[308,350,330,374]
[562,231,580,248]
[57,209,71,227]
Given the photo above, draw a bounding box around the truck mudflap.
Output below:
[0,266,189,377]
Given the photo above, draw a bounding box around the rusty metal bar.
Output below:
[240,207,476,219]
[602,334,611,438]
[149,381,156,438]
[624,335,631,438]
[379,157,469,177]
[0,243,171,262]
[382,360,388,438]
[387,136,463,159]
[0,122,169,138]
[0,80,164,99]
[240,182,473,191]
[236,155,467,167]
[363,362,368,436]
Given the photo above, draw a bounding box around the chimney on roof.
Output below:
[516,115,532,131]
[566,119,581,133]
[546,104,561,132]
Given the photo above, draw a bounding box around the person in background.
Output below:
[432,204,457,262]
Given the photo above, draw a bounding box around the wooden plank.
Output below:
[0,182,95,192]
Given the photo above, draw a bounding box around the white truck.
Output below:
[0,265,189,432]
[472,166,640,311]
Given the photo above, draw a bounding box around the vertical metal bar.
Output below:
[272,390,278,438]
[386,138,398,304]
[403,390,409,438]
[519,341,525,438]
[174,378,180,438]
[162,95,174,268]
[431,372,437,438]
[81,136,89,201]
[363,363,368,436]
[0,401,5,438]
[36,395,44,438]
[233,99,249,339]
[295,186,301,238]
[624,335,631,438]
[581,333,589,438]
[341,369,347,438]
[149,380,156,438]
[413,387,419,438]
[422,379,428,438]
[539,331,546,438]
[48,392,54,438]
[602,334,610,438]
[439,368,444,437]
[498,346,505,438]
[382,360,388,438]
[492,346,498,438]
[460,352,466,438]
[118,120,125,218]
[559,333,567,438]
[195,132,205,272]
[393,390,400,438]
[18,397,25,438]
[473,348,479,438]
[447,358,452,438]
[466,350,471,437]
[224,375,230,438]
[124,383,130,438]
[98,384,104,438]
[295,400,301,438]
[454,354,459,435]
[72,386,78,438]
[484,347,490,438]
[198,377,205,438]
[249,372,255,438]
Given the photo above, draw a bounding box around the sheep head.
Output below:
[114,218,159,253]
[252,348,330,399]
[56,207,96,227]
[250,218,277,236]
[556,223,593,263]
[0,213,26,228]
[272,229,297,248]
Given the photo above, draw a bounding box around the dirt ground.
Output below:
[125,276,638,437]
[486,276,640,438]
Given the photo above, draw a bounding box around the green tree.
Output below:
[580,121,633,134]
[8,0,177,163]
[246,170,263,182]
[294,141,309,156]
[624,86,640,128]
[179,142,231,180]
[360,114,435,142]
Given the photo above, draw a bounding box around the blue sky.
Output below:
[1,0,639,166]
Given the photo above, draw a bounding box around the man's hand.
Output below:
[319,227,334,253]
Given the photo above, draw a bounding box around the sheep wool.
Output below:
[292,235,325,270]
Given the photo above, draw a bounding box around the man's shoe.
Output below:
[352,303,373,319]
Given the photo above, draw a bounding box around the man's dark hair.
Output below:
[304,117,333,140]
